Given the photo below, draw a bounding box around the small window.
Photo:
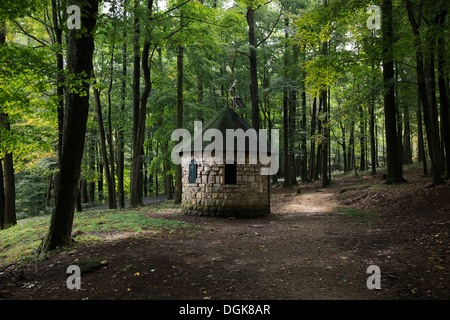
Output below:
[189,159,197,184]
[225,163,237,185]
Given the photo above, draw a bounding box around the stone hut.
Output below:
[181,106,273,218]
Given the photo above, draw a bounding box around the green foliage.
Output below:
[15,155,57,219]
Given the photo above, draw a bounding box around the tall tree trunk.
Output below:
[359,105,366,171]
[437,9,449,179]
[51,0,64,161]
[0,19,16,227]
[382,0,406,184]
[93,79,117,209]
[348,121,355,172]
[340,123,347,173]
[417,95,428,175]
[247,7,260,130]
[395,63,404,169]
[424,24,443,172]
[130,0,141,207]
[309,97,317,182]
[403,101,412,164]
[174,45,184,204]
[107,29,117,206]
[118,4,127,208]
[130,0,153,207]
[88,129,96,203]
[370,64,377,175]
[321,39,329,187]
[369,102,377,175]
[406,0,443,185]
[39,0,98,252]
[321,86,329,187]
[315,98,322,180]
[300,69,308,182]
[97,144,103,202]
[282,18,291,187]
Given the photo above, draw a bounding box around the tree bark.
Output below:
[382,0,406,184]
[39,0,98,252]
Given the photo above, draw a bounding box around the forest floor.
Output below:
[0,166,449,301]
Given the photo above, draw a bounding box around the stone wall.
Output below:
[181,155,270,218]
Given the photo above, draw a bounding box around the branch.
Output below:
[233,50,250,58]
[171,15,232,29]
[255,0,273,12]
[12,20,50,47]
[163,19,193,40]
[256,6,283,48]
[154,0,191,21]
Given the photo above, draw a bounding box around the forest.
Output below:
[0,0,449,255]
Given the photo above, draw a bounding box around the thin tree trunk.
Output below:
[174,45,184,204]
[348,121,355,172]
[309,97,317,182]
[107,28,117,206]
[340,122,347,173]
[321,86,329,187]
[118,5,127,208]
[360,105,366,171]
[283,18,291,187]
[437,9,449,179]
[247,7,260,130]
[370,64,377,175]
[93,79,117,209]
[301,70,308,182]
[88,130,96,203]
[417,95,428,175]
[406,0,443,185]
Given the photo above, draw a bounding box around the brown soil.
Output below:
[0,167,449,302]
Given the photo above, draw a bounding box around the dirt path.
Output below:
[1,170,449,301]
